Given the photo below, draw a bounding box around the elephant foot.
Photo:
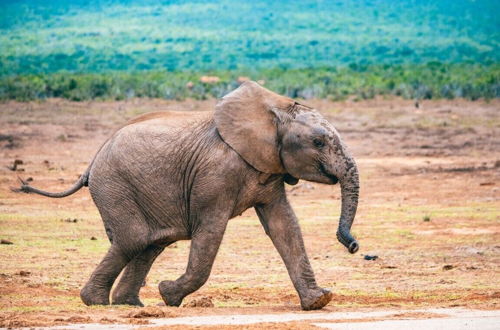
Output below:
[112,294,144,307]
[158,280,184,307]
[80,282,110,306]
[300,288,333,311]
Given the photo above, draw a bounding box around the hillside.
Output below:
[0,0,498,101]
[1,0,498,74]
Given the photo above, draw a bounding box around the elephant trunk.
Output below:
[336,162,360,254]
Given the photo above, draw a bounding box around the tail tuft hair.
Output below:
[11,177,31,194]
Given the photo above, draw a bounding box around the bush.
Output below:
[0,63,498,101]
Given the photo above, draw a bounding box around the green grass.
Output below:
[362,203,499,223]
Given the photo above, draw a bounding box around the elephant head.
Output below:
[215,81,360,254]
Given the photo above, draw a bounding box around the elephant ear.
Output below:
[215,81,296,174]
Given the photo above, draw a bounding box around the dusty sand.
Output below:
[0,97,499,328]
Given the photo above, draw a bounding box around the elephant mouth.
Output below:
[319,163,339,184]
[327,174,339,184]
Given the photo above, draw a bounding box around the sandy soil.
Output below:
[0,97,499,328]
[40,308,500,329]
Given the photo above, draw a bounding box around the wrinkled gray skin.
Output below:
[17,81,359,310]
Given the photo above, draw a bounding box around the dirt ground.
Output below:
[0,97,499,328]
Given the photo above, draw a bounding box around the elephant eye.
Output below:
[313,138,325,148]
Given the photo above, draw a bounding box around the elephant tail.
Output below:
[11,132,111,198]
[11,168,89,198]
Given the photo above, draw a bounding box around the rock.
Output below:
[66,316,91,323]
[128,318,150,325]
[99,317,118,324]
[0,134,14,142]
[199,76,220,84]
[183,296,214,308]
[90,236,97,240]
[442,264,454,271]
[237,76,251,84]
[62,218,79,223]
[1,239,13,245]
[7,159,23,171]
[363,255,378,261]
[55,316,91,323]
[127,306,167,318]
[0,134,20,149]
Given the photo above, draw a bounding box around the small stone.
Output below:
[127,306,166,318]
[183,296,214,308]
[199,76,220,84]
[62,218,79,223]
[237,76,251,84]
[8,159,23,171]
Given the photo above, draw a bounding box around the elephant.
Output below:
[16,81,360,311]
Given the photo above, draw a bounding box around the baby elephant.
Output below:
[17,81,359,310]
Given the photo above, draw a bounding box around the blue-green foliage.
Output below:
[0,0,498,100]
[1,63,498,101]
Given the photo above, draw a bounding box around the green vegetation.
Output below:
[0,0,498,100]
[1,63,498,101]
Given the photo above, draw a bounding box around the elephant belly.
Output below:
[88,115,282,243]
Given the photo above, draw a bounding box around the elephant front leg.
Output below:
[159,222,227,307]
[255,195,333,310]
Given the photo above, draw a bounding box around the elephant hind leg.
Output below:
[112,244,165,306]
[80,244,138,306]
[84,185,152,305]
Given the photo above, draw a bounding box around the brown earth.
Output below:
[0,97,499,328]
